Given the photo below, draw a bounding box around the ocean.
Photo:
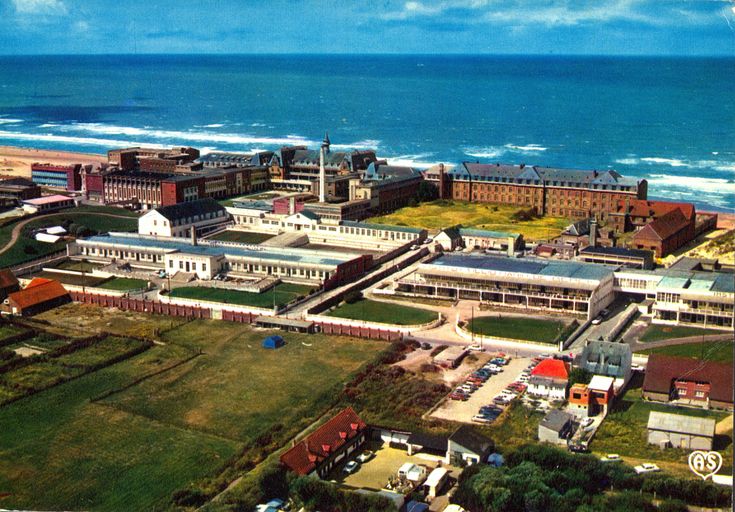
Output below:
[0,54,733,211]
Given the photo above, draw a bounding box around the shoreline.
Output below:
[0,145,107,177]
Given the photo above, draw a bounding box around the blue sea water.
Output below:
[0,54,733,211]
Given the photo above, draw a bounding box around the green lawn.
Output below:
[594,378,732,475]
[326,298,437,325]
[208,230,274,244]
[34,270,109,287]
[53,259,104,272]
[0,323,26,342]
[0,206,138,268]
[98,277,149,291]
[0,345,238,511]
[368,199,570,241]
[469,316,567,344]
[169,282,313,309]
[638,341,733,364]
[638,324,726,343]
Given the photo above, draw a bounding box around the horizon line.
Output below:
[1,52,734,58]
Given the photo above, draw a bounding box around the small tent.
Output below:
[262,335,285,349]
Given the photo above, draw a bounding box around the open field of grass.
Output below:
[0,323,26,341]
[53,259,104,272]
[326,298,437,325]
[33,303,188,340]
[638,341,733,364]
[487,402,545,452]
[98,277,149,291]
[469,316,567,344]
[368,200,570,241]
[34,270,109,287]
[105,320,385,441]
[0,206,138,267]
[207,230,275,244]
[594,377,733,475]
[638,324,726,343]
[169,282,313,309]
[0,316,384,511]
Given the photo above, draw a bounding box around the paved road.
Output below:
[0,211,136,256]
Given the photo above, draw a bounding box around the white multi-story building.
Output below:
[138,198,230,238]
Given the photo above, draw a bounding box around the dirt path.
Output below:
[716,414,733,435]
[0,211,135,256]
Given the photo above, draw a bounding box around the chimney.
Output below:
[438,163,445,199]
[319,139,327,203]
[191,226,197,246]
[589,218,598,247]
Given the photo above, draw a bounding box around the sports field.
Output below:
[326,298,436,325]
[0,316,384,510]
[368,200,569,241]
[468,316,567,344]
[169,282,313,308]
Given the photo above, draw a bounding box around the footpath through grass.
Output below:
[469,316,567,344]
[326,298,437,325]
[638,341,733,364]
[169,282,313,309]
[368,199,569,241]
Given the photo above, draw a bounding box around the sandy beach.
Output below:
[0,146,107,177]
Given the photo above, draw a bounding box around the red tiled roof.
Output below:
[280,407,366,475]
[643,354,733,404]
[531,359,569,379]
[616,199,695,221]
[0,269,19,290]
[632,209,689,242]
[7,278,69,311]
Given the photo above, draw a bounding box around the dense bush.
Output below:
[430,344,448,357]
[510,208,536,222]
[416,181,439,203]
[343,291,362,304]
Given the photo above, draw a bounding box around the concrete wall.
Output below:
[647,429,713,451]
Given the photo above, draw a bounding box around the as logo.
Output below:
[688,451,723,481]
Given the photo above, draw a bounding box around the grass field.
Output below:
[169,282,313,309]
[326,298,437,325]
[469,316,567,344]
[0,323,26,341]
[0,317,384,510]
[368,200,570,241]
[638,324,726,343]
[34,270,109,287]
[0,206,138,267]
[638,341,733,364]
[594,377,732,475]
[207,230,275,244]
[98,277,149,291]
[53,259,104,272]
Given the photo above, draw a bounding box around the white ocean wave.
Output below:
[331,139,381,151]
[0,118,23,125]
[504,143,547,152]
[55,122,313,147]
[38,123,58,128]
[194,123,225,128]
[0,130,169,149]
[250,123,267,127]
[463,146,506,159]
[382,154,441,169]
[616,156,735,172]
[647,174,735,194]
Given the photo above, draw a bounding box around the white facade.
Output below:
[528,377,568,401]
[139,207,229,238]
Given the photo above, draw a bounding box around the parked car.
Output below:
[449,392,468,401]
[580,417,594,428]
[357,450,375,463]
[600,308,610,318]
[343,461,360,474]
[591,316,603,325]
[472,415,495,424]
[421,342,432,350]
[601,454,622,462]
[410,244,419,250]
[634,463,660,474]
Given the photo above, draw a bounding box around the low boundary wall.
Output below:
[455,322,563,352]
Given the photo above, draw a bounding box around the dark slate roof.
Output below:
[364,162,421,181]
[580,246,653,259]
[540,409,573,433]
[563,218,591,236]
[198,152,254,165]
[406,431,449,452]
[454,162,640,188]
[153,198,226,222]
[449,425,493,456]
[0,269,19,289]
[643,354,733,404]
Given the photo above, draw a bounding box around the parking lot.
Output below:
[430,356,532,423]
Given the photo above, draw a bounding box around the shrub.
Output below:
[343,291,362,304]
[171,488,208,507]
[510,208,536,222]
[430,344,448,357]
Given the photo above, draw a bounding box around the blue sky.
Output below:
[1,0,734,55]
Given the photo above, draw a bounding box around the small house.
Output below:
[568,375,615,418]
[647,411,715,451]
[262,335,285,349]
[538,409,574,445]
[528,359,569,401]
[1,278,70,316]
[575,340,632,392]
[446,425,494,466]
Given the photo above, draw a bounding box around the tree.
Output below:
[568,367,593,387]
[416,181,439,203]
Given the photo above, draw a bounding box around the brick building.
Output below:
[426,162,646,220]
[0,176,42,200]
[31,163,83,191]
[348,162,423,214]
[608,199,695,234]
[108,147,200,172]
[629,208,693,257]
[1,278,70,316]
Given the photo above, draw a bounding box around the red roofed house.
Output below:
[528,359,570,401]
[1,278,70,316]
[280,407,367,478]
[609,199,695,235]
[642,354,733,411]
[0,269,20,301]
[630,208,694,257]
